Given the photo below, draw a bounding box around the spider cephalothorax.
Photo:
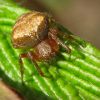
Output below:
[12,11,71,83]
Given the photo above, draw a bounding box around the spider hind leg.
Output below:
[19,51,44,83]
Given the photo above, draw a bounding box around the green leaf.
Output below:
[0,0,100,100]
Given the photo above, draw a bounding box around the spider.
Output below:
[12,11,72,83]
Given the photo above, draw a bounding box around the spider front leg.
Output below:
[19,51,44,83]
[57,38,71,53]
[48,28,71,53]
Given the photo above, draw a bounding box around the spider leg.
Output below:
[48,28,71,53]
[57,38,71,54]
[57,38,72,61]
[19,53,28,83]
[27,51,44,77]
[19,51,45,83]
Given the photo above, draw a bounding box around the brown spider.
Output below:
[12,11,71,82]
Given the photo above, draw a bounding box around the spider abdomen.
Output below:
[12,11,49,48]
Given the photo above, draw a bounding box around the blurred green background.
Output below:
[16,0,100,48]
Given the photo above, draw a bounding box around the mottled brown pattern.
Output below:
[12,11,71,83]
[12,11,48,48]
